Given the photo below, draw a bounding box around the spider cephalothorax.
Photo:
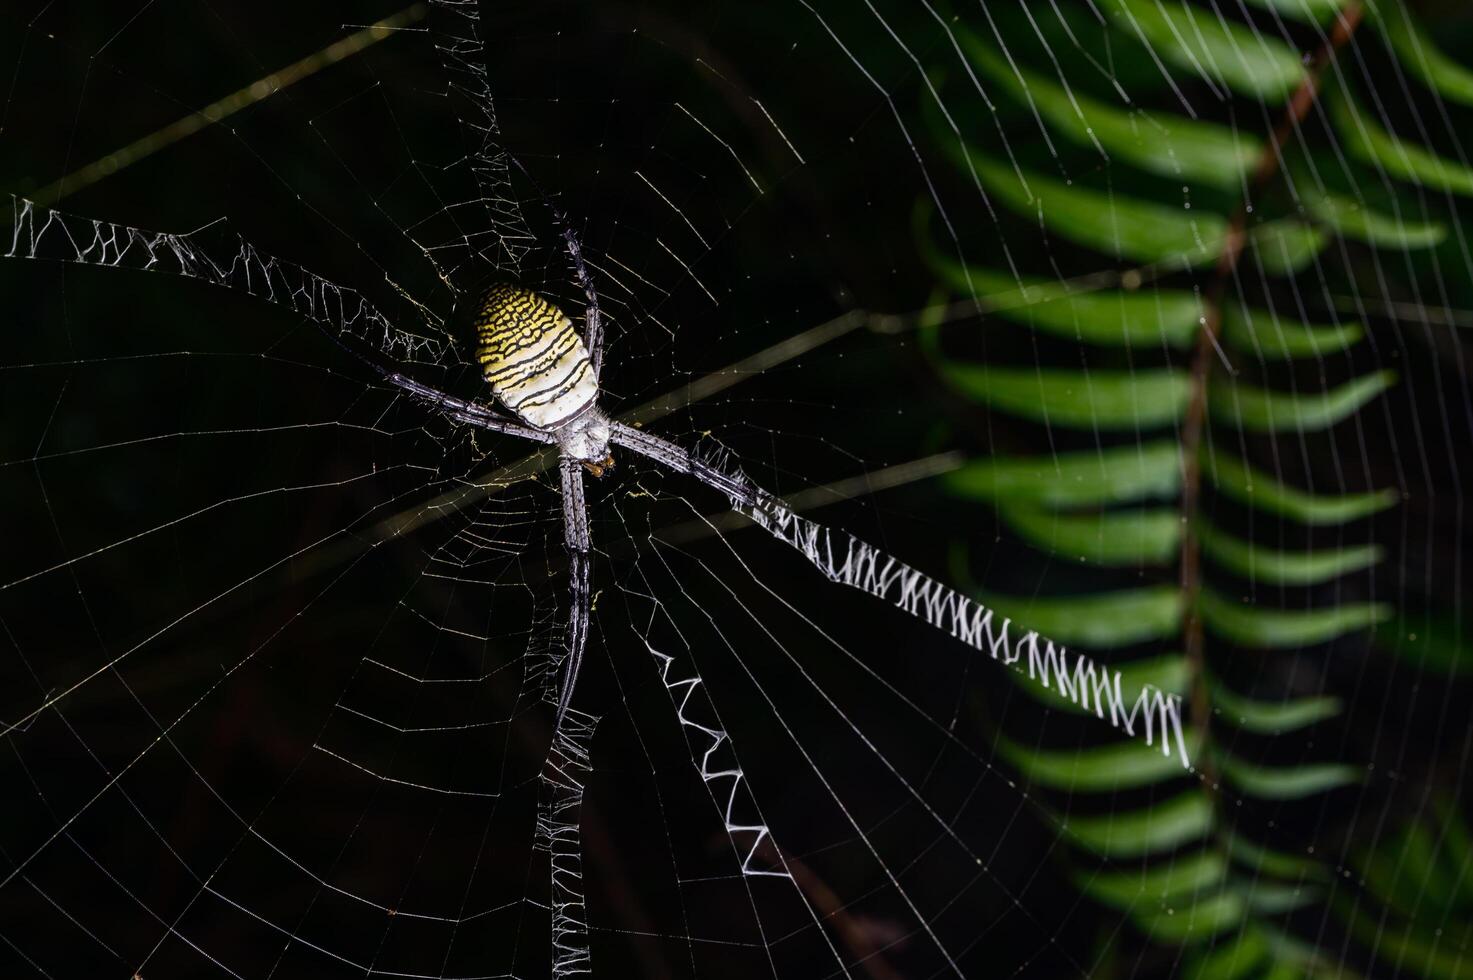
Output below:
[473,282,614,473]
[557,407,614,475]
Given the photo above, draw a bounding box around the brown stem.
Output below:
[1179,4,1365,785]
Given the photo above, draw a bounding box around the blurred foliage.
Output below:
[1338,798,1473,978]
[920,0,1471,975]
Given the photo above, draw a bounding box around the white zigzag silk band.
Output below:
[610,424,1192,770]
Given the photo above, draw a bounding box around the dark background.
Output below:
[2,2,1471,978]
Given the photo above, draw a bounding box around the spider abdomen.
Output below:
[474,283,598,430]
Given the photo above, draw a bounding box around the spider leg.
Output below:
[498,156,606,376]
[612,425,1194,765]
[533,454,597,975]
[536,705,597,977]
[557,215,605,377]
[3,197,550,443]
[608,422,759,507]
[383,371,552,443]
[554,455,593,729]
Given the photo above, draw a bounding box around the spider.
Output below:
[4,188,766,734]
[2,42,844,968]
[6,177,805,978]
[3,83,1195,980]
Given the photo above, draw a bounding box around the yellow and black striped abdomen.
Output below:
[474,284,597,430]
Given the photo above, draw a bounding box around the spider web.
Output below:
[1,1,1469,979]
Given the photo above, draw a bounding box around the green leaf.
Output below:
[1204,445,1396,524]
[1020,653,1189,715]
[981,586,1184,648]
[1185,927,1271,980]
[957,151,1226,267]
[1221,304,1364,361]
[1336,897,1473,980]
[922,253,1203,349]
[996,730,1195,791]
[946,442,1182,508]
[1210,370,1396,433]
[1261,961,1303,980]
[1436,799,1473,900]
[1103,0,1306,102]
[1355,801,1473,919]
[1001,505,1181,565]
[1394,824,1453,909]
[1200,586,1391,647]
[1264,926,1359,979]
[1370,2,1473,107]
[1197,517,1383,585]
[1242,880,1322,914]
[1132,888,1245,941]
[1217,752,1361,799]
[1359,823,1447,918]
[1305,190,1447,249]
[957,25,1261,189]
[1375,612,1473,675]
[1076,851,1228,911]
[944,149,1322,272]
[1222,831,1328,880]
[948,145,1331,271]
[1063,792,1214,857]
[1242,0,1349,22]
[1252,219,1330,276]
[1333,91,1473,197]
[937,364,1192,429]
[1210,680,1342,735]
